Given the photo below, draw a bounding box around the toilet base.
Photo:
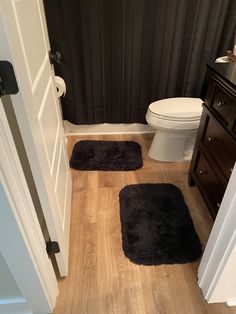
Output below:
[148,130,197,162]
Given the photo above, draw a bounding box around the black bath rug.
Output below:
[119,184,202,265]
[70,140,143,171]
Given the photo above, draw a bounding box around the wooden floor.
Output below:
[54,134,236,314]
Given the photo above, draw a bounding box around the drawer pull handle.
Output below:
[217,202,221,208]
[199,169,207,175]
[217,101,224,107]
[208,136,213,142]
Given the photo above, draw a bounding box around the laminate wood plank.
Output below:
[53,134,236,314]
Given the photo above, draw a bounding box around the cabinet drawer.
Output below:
[210,84,235,125]
[195,153,225,216]
[202,116,236,181]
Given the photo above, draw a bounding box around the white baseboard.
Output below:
[226,299,236,306]
[64,121,155,135]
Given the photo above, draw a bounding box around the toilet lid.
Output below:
[149,97,203,121]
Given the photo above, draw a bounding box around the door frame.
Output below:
[0,98,58,313]
[198,163,236,305]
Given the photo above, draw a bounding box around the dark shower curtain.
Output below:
[44,0,236,124]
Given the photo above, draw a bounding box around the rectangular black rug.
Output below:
[70,140,143,171]
[119,184,201,265]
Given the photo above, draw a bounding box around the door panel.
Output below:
[33,59,51,111]
[0,0,72,276]
[55,141,69,225]
[14,0,47,84]
[38,78,60,167]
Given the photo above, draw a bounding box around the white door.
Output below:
[0,99,58,314]
[0,0,72,276]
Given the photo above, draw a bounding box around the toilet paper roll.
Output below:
[55,76,66,97]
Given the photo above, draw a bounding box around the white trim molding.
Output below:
[198,163,236,305]
[64,121,155,135]
[0,100,58,313]
[226,299,236,307]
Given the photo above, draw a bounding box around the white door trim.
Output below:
[0,99,58,313]
[198,163,236,304]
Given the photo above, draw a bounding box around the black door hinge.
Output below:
[46,240,60,256]
[0,61,19,97]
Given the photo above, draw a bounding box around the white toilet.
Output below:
[145,97,203,162]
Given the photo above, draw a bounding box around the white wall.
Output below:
[198,164,236,305]
[212,244,236,305]
[0,238,23,304]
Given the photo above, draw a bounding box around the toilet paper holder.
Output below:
[49,50,61,65]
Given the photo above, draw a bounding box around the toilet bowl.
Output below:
[145,97,203,162]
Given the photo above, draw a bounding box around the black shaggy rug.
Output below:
[70,140,143,171]
[119,184,202,265]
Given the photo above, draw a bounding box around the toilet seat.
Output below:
[146,110,200,131]
[149,97,203,121]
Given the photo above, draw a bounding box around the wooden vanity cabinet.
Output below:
[189,63,236,219]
